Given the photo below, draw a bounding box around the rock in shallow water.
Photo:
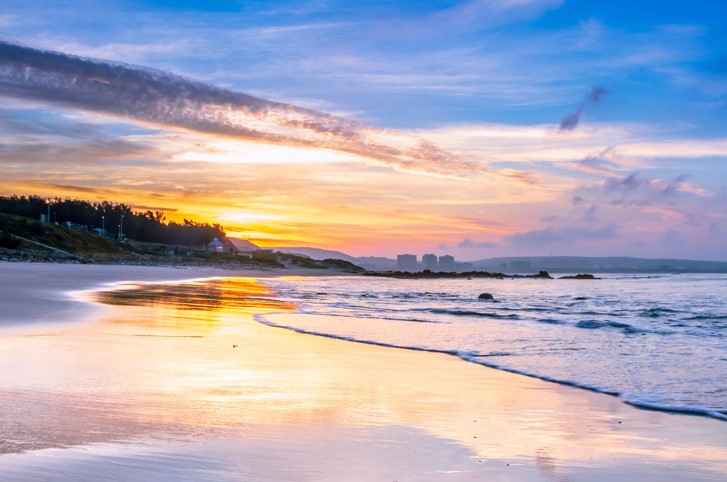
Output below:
[478,293,495,300]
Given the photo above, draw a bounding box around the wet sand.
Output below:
[1,262,726,481]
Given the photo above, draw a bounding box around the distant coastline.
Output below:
[3,195,726,275]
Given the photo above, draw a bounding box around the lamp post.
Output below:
[46,200,50,223]
[101,216,105,235]
[119,214,125,239]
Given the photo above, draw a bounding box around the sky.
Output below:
[0,0,726,260]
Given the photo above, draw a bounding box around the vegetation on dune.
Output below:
[320,258,366,273]
[0,213,131,254]
[0,195,224,246]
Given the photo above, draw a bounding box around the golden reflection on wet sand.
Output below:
[1,277,726,481]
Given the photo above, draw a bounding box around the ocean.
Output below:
[3,265,726,481]
[258,273,727,421]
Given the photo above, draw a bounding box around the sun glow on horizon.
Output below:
[174,140,365,165]
[2,116,725,259]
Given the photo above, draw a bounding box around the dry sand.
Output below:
[0,262,725,481]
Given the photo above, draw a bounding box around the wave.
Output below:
[641,308,681,318]
[255,313,726,423]
[623,395,727,421]
[575,320,643,334]
[423,308,520,319]
[537,318,564,325]
[300,311,448,324]
[255,314,460,356]
[684,314,727,321]
[574,310,625,317]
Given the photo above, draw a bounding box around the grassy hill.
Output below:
[0,212,365,273]
[0,213,132,256]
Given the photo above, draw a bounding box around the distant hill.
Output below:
[274,247,358,262]
[471,256,727,273]
[272,247,396,271]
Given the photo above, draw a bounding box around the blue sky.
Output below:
[0,0,726,259]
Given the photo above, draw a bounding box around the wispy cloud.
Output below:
[559,86,608,131]
[0,14,14,28]
[599,172,709,201]
[417,121,727,168]
[505,224,619,246]
[0,41,533,182]
[572,149,623,177]
[458,238,497,248]
[430,0,564,30]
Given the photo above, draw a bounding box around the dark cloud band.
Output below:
[0,40,497,180]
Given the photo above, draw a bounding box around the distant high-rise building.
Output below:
[397,254,418,272]
[438,255,455,272]
[422,253,438,271]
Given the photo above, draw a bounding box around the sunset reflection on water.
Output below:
[90,277,297,333]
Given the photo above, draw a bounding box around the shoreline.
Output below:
[257,312,727,422]
[1,263,726,481]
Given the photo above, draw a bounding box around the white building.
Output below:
[206,237,225,253]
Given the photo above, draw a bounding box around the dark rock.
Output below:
[560,273,600,280]
[478,293,495,300]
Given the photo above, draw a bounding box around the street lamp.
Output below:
[119,214,125,239]
[101,216,105,235]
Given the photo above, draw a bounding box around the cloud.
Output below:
[0,40,508,182]
[433,0,564,29]
[569,172,712,226]
[571,195,599,220]
[603,173,692,197]
[559,86,609,131]
[458,238,497,248]
[47,183,102,193]
[571,147,623,176]
[505,224,618,246]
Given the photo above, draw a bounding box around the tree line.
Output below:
[0,195,225,246]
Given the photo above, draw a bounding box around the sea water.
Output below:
[258,274,727,420]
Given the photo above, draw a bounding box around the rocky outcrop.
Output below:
[559,274,600,280]
[364,270,555,280]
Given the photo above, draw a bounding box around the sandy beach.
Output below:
[1,262,726,481]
